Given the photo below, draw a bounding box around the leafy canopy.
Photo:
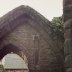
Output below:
[51,16,64,42]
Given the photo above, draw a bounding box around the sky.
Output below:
[0,0,63,21]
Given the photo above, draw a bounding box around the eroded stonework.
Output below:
[64,0,72,72]
[0,5,63,72]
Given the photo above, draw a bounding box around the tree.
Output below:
[51,16,64,72]
[51,16,64,42]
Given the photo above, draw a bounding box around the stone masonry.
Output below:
[63,0,72,72]
[0,5,63,72]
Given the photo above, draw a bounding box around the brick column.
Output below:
[63,0,72,72]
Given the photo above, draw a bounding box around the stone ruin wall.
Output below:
[0,5,65,72]
[64,0,72,72]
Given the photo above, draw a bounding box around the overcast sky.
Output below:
[0,0,63,21]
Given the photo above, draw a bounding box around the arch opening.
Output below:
[1,52,28,72]
[0,44,29,72]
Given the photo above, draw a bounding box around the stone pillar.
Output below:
[63,0,72,72]
[63,0,72,22]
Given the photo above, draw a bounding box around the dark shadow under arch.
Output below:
[0,44,22,60]
[0,44,30,71]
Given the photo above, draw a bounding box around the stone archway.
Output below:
[2,52,28,72]
[0,44,29,71]
[0,5,64,72]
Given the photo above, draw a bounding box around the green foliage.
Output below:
[0,65,5,72]
[51,16,64,42]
